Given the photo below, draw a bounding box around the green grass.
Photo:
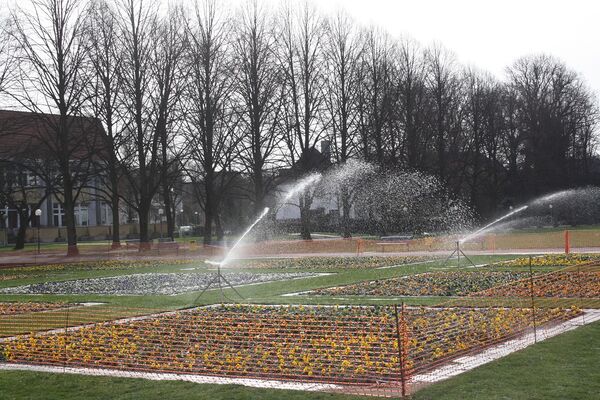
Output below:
[0,371,369,400]
[412,320,600,400]
[1,320,598,399]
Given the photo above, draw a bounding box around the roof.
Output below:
[0,109,107,160]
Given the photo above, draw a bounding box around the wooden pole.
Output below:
[394,304,408,397]
[528,257,537,343]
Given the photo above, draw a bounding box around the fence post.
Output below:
[64,307,69,369]
[394,303,408,397]
[564,230,570,254]
[578,264,586,325]
[528,257,537,343]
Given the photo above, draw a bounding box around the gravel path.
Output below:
[0,272,320,296]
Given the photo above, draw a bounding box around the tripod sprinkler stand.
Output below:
[444,241,476,268]
[195,260,244,303]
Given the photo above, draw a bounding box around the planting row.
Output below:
[492,254,600,268]
[309,271,538,297]
[0,302,72,316]
[476,270,600,298]
[0,259,195,277]
[0,272,320,296]
[232,256,436,270]
[1,305,578,384]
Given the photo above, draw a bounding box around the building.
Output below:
[0,109,110,241]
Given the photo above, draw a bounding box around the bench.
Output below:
[155,238,180,253]
[377,235,413,253]
[125,239,140,250]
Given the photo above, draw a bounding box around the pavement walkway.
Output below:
[2,246,600,267]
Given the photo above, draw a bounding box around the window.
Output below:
[52,203,89,226]
[100,202,113,226]
[76,204,89,226]
[53,203,64,227]
[17,170,38,187]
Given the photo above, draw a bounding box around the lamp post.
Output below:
[549,204,554,226]
[158,208,164,239]
[180,209,184,227]
[35,209,42,254]
[194,211,199,225]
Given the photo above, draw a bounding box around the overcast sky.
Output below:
[5,0,600,93]
[314,0,600,93]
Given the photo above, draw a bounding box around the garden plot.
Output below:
[474,267,600,298]
[229,256,437,270]
[0,302,76,316]
[0,304,580,392]
[0,272,321,296]
[308,271,539,297]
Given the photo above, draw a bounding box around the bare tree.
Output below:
[116,0,161,249]
[0,158,53,249]
[8,0,95,256]
[462,67,495,207]
[184,0,240,245]
[153,6,187,240]
[85,0,125,248]
[0,16,13,95]
[356,28,398,166]
[397,37,427,169]
[323,11,362,237]
[278,1,326,240]
[233,1,283,215]
[507,54,598,193]
[425,44,460,183]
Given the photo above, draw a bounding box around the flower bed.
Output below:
[231,256,436,270]
[1,305,578,385]
[492,254,600,268]
[474,270,600,298]
[0,259,195,276]
[0,272,320,296]
[309,271,537,297]
[0,302,72,316]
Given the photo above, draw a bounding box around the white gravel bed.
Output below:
[0,272,320,296]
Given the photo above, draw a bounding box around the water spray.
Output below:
[460,205,529,244]
[195,207,270,302]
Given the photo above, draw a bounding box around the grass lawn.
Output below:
[1,319,598,399]
[0,371,367,400]
[412,320,600,400]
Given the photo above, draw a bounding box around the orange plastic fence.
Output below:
[0,300,586,397]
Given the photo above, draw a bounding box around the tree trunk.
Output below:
[299,193,312,241]
[62,177,79,257]
[341,186,352,238]
[163,186,174,240]
[13,208,28,250]
[253,169,265,215]
[14,226,26,250]
[203,173,214,245]
[215,212,224,242]
[110,193,121,249]
[138,202,151,251]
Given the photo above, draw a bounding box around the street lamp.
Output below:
[179,209,184,227]
[194,211,199,225]
[549,204,554,226]
[158,208,164,239]
[35,209,42,254]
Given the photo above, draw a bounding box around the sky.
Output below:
[313,0,600,93]
[4,0,600,93]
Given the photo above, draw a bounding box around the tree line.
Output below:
[0,0,597,254]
